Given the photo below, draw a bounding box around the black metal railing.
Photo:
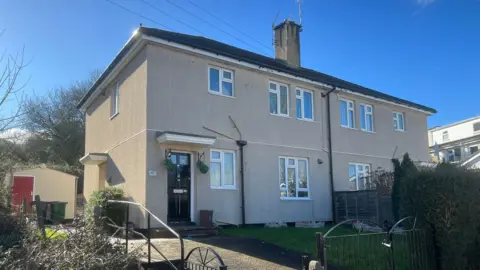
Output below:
[106,200,185,270]
[316,217,437,270]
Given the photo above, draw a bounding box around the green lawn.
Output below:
[220,225,355,255]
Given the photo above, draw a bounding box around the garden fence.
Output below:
[335,190,393,225]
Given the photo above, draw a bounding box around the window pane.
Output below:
[224,153,234,186]
[349,165,356,191]
[287,167,296,197]
[340,101,348,126]
[280,85,288,115]
[298,191,308,198]
[398,114,404,130]
[296,98,302,118]
[366,106,372,113]
[358,172,366,190]
[269,82,276,91]
[296,89,301,96]
[211,151,221,160]
[209,68,220,92]
[222,81,233,96]
[366,114,373,131]
[288,159,295,166]
[298,160,308,188]
[303,91,313,119]
[348,110,354,128]
[269,93,278,114]
[210,162,221,186]
[222,70,232,80]
[360,105,366,129]
[279,158,286,189]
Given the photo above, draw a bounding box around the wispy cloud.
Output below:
[417,0,436,6]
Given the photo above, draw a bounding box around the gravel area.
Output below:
[128,236,305,269]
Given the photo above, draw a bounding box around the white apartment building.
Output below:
[428,116,480,167]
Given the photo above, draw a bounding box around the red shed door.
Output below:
[12,176,34,214]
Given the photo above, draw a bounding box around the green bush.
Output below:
[84,187,126,228]
[400,163,480,270]
[391,153,417,222]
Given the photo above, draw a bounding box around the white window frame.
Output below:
[349,163,371,191]
[279,156,310,200]
[111,82,119,118]
[210,149,236,189]
[208,66,234,97]
[393,112,405,131]
[360,104,374,132]
[269,81,289,117]
[296,88,314,121]
[442,131,449,142]
[340,98,355,128]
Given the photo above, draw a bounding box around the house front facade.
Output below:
[79,22,435,228]
[428,116,480,167]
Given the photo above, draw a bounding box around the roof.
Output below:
[429,115,480,131]
[78,26,437,114]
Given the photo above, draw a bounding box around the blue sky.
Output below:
[1,0,479,127]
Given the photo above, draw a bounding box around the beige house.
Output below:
[78,21,435,228]
[11,167,77,219]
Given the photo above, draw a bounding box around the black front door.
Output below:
[167,152,191,223]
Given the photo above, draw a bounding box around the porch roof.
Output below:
[79,153,108,165]
[156,131,216,147]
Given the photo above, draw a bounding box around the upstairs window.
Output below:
[360,104,374,132]
[208,66,234,97]
[470,146,479,155]
[210,150,235,189]
[340,99,355,128]
[474,122,480,133]
[442,131,449,142]
[393,112,405,131]
[296,88,314,120]
[269,81,289,116]
[111,82,119,117]
[279,157,309,199]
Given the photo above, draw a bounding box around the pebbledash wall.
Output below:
[83,39,431,227]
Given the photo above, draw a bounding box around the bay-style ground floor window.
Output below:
[279,157,309,199]
[349,163,371,190]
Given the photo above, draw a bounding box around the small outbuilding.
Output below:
[11,167,77,219]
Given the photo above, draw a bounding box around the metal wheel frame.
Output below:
[185,246,226,268]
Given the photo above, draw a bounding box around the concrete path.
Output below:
[127,236,305,269]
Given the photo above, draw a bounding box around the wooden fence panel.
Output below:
[335,190,393,225]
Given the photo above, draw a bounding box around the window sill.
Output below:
[270,113,291,118]
[297,118,315,123]
[210,186,237,190]
[341,125,356,130]
[110,112,119,120]
[208,90,235,99]
[280,197,311,201]
[360,129,376,134]
[394,129,405,132]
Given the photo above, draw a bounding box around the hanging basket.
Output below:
[163,159,176,172]
[197,160,209,174]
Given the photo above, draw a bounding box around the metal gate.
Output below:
[316,217,437,270]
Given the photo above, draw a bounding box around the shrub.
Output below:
[0,217,139,269]
[84,186,126,228]
[400,163,480,270]
[391,153,417,221]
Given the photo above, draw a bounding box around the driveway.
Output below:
[129,236,306,269]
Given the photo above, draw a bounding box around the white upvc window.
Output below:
[269,81,289,116]
[208,66,234,97]
[442,131,449,142]
[296,88,314,120]
[340,99,355,128]
[210,149,236,189]
[393,112,405,131]
[360,104,374,132]
[279,157,309,199]
[111,82,119,117]
[349,163,371,191]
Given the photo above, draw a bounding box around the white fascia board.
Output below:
[157,133,216,146]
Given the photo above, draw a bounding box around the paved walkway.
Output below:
[127,236,305,269]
